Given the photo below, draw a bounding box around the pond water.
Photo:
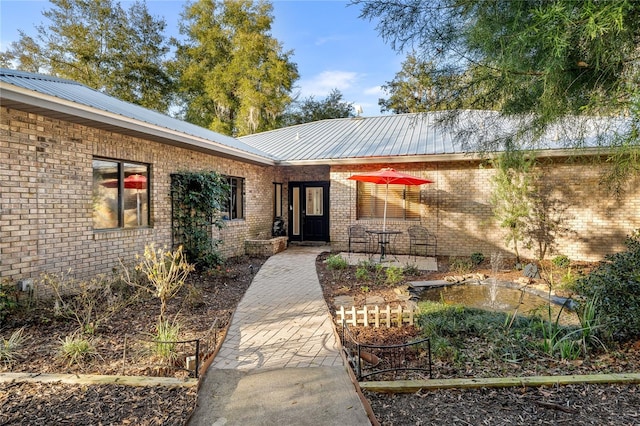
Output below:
[419,281,579,325]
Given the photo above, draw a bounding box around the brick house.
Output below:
[1,69,639,284]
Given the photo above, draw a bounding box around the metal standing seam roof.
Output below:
[1,68,626,165]
[238,113,469,162]
[0,68,277,162]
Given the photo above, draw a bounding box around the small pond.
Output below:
[419,281,579,325]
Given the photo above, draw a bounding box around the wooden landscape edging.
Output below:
[359,373,640,393]
[0,372,198,388]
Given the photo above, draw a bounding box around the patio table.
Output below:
[366,229,402,262]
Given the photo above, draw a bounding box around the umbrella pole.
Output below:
[383,182,388,231]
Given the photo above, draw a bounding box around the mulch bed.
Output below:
[1,251,639,425]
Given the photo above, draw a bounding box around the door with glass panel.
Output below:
[288,182,329,242]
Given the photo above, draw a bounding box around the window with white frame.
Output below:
[92,158,150,229]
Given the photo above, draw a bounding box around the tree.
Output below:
[490,151,536,263]
[378,53,485,114]
[281,89,354,125]
[170,0,299,136]
[354,0,640,188]
[0,0,174,113]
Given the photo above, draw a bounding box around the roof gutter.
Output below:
[0,82,277,166]
[276,146,608,166]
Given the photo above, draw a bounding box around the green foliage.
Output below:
[489,152,535,262]
[379,53,458,114]
[135,244,194,323]
[552,255,571,269]
[1,0,173,112]
[58,333,97,367]
[571,231,640,342]
[448,257,474,275]
[356,0,640,190]
[417,297,604,364]
[170,171,229,270]
[355,264,370,281]
[282,89,354,125]
[470,252,485,266]
[402,263,421,277]
[325,254,348,281]
[325,254,348,270]
[385,266,404,285]
[0,328,25,365]
[0,279,17,322]
[170,0,298,136]
[152,319,181,364]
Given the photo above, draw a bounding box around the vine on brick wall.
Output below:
[170,171,229,270]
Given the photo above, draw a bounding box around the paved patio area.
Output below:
[339,252,438,271]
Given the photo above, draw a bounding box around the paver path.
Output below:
[188,246,371,426]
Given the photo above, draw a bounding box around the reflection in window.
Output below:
[92,159,149,229]
[223,177,244,220]
[306,187,323,216]
[274,183,282,218]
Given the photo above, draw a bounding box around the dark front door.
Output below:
[288,181,330,242]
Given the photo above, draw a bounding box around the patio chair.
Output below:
[408,225,437,258]
[348,224,371,255]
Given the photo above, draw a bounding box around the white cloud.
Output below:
[299,70,360,98]
[364,85,384,96]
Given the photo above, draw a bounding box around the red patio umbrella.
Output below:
[348,168,433,230]
[102,174,147,225]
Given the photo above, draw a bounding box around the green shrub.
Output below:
[385,266,404,285]
[0,280,17,322]
[403,263,421,276]
[152,319,181,364]
[0,328,25,365]
[470,252,485,266]
[552,255,571,269]
[58,333,96,366]
[449,257,474,274]
[355,264,370,281]
[325,254,348,270]
[571,231,640,342]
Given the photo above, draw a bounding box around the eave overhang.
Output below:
[0,82,277,167]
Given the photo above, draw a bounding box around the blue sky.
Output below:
[0,0,404,116]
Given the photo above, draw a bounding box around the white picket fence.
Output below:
[336,304,417,327]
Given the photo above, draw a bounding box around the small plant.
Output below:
[360,285,370,293]
[552,255,571,269]
[0,279,17,322]
[325,254,348,281]
[470,252,485,266]
[355,264,370,281]
[385,266,404,285]
[0,327,25,365]
[134,244,194,322]
[152,318,181,364]
[403,263,421,276]
[183,284,204,309]
[58,333,96,366]
[449,256,474,274]
[325,254,348,270]
[43,272,138,335]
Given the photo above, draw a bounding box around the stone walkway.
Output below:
[187,246,371,425]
